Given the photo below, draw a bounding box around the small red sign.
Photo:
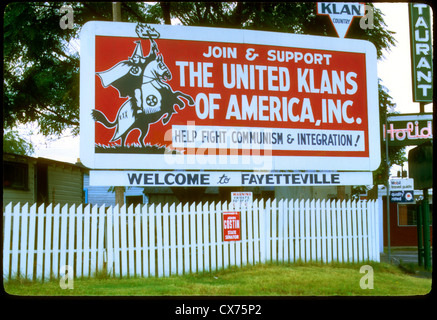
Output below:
[223,211,241,241]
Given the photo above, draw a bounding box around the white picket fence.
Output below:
[3,198,379,281]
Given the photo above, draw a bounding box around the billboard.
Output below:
[80,21,379,171]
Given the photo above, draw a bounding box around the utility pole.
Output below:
[385,116,391,263]
[112,2,125,206]
[113,2,121,21]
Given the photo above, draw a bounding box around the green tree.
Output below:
[4,2,402,191]
[3,2,396,133]
[3,2,158,136]
[3,130,35,156]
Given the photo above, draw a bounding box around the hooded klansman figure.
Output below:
[92,28,193,148]
[97,40,158,116]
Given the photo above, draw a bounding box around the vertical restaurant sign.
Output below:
[80,21,379,171]
[409,3,433,103]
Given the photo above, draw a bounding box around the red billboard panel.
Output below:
[223,211,241,241]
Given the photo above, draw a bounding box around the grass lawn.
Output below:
[4,262,431,296]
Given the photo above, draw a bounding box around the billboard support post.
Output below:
[422,188,431,270]
[385,116,391,263]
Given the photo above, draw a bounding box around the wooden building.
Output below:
[3,153,88,206]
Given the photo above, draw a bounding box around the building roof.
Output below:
[3,152,89,172]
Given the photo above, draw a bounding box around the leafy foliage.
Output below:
[4,2,402,180]
[4,2,397,137]
[3,2,158,136]
[3,130,35,156]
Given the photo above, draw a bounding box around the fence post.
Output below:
[183,202,190,274]
[310,199,316,262]
[119,204,128,277]
[68,204,76,279]
[216,201,223,270]
[176,203,183,275]
[265,199,272,262]
[156,203,163,277]
[19,203,29,279]
[298,199,305,262]
[169,203,177,276]
[106,205,114,277]
[148,204,155,277]
[203,202,210,272]
[11,203,21,280]
[326,200,332,263]
[252,199,260,264]
[357,200,363,262]
[282,199,288,263]
[197,202,204,272]
[141,203,149,277]
[83,204,91,277]
[113,204,121,277]
[320,199,326,263]
[271,199,278,262]
[288,199,295,263]
[127,204,135,277]
[75,204,83,278]
[209,202,217,272]
[3,203,13,280]
[27,204,37,280]
[351,200,358,263]
[162,203,170,277]
[277,199,284,263]
[98,204,107,275]
[371,200,380,262]
[259,199,266,264]
[304,199,310,262]
[190,202,197,273]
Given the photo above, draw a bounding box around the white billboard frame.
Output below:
[80,21,380,171]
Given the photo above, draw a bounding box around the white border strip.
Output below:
[89,170,373,187]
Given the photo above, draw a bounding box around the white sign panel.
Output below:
[389,178,415,203]
[231,192,253,209]
[89,170,373,187]
[389,178,414,191]
[317,2,365,38]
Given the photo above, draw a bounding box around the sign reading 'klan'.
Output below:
[317,2,365,38]
[80,21,379,171]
